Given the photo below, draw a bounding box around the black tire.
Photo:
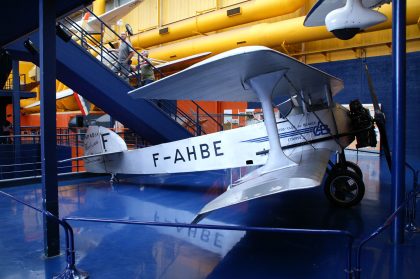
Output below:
[324,169,365,207]
[332,161,363,179]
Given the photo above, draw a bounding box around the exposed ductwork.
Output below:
[131,0,306,49]
[148,0,420,62]
[92,0,105,15]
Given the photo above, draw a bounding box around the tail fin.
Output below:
[84,125,127,155]
[83,126,127,173]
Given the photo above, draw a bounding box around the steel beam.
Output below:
[12,60,21,176]
[12,60,21,139]
[391,0,406,244]
[39,0,60,256]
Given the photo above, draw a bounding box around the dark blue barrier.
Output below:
[64,216,355,279]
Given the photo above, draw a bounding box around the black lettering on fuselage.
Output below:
[186,146,197,161]
[100,133,110,152]
[153,153,159,167]
[174,149,186,163]
[200,144,210,159]
[152,141,224,167]
[213,140,224,156]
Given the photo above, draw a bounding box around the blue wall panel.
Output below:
[312,52,420,163]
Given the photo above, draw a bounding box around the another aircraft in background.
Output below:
[76,0,143,34]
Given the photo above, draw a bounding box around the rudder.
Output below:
[83,126,127,173]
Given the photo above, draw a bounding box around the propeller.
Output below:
[364,63,392,171]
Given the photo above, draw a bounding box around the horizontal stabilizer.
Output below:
[192,148,332,223]
[58,151,124,163]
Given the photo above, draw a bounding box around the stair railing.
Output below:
[60,8,223,136]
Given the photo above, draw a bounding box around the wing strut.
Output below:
[246,70,297,173]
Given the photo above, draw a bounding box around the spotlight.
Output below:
[23,40,39,55]
[56,23,72,42]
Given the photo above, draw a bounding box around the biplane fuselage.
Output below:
[84,105,353,175]
[80,46,367,222]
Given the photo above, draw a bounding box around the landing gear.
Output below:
[324,169,365,207]
[331,160,363,179]
[110,173,119,184]
[325,152,365,207]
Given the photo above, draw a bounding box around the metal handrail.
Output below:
[354,165,420,279]
[151,99,203,135]
[0,130,150,180]
[60,18,132,81]
[191,100,224,132]
[0,187,354,278]
[65,216,354,279]
[0,190,88,278]
[83,8,219,135]
[4,74,26,90]
[69,7,223,135]
[61,16,206,134]
[82,7,164,77]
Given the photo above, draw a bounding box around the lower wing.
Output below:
[192,148,332,223]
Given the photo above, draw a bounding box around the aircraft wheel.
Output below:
[332,161,363,179]
[324,169,365,207]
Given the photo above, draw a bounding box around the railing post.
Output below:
[76,132,79,173]
[196,104,200,136]
[100,22,104,63]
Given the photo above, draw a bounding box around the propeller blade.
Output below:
[364,63,381,114]
[376,119,392,171]
[364,62,392,171]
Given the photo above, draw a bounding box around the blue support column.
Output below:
[391,0,406,244]
[12,60,21,177]
[12,60,21,141]
[39,0,60,256]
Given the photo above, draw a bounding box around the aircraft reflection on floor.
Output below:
[0,154,419,278]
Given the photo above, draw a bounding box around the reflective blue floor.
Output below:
[0,153,419,279]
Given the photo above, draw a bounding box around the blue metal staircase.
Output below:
[5,32,194,144]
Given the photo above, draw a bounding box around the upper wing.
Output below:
[154,52,212,76]
[304,0,391,27]
[192,148,332,223]
[128,46,343,102]
[128,52,212,78]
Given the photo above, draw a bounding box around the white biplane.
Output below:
[76,46,381,223]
